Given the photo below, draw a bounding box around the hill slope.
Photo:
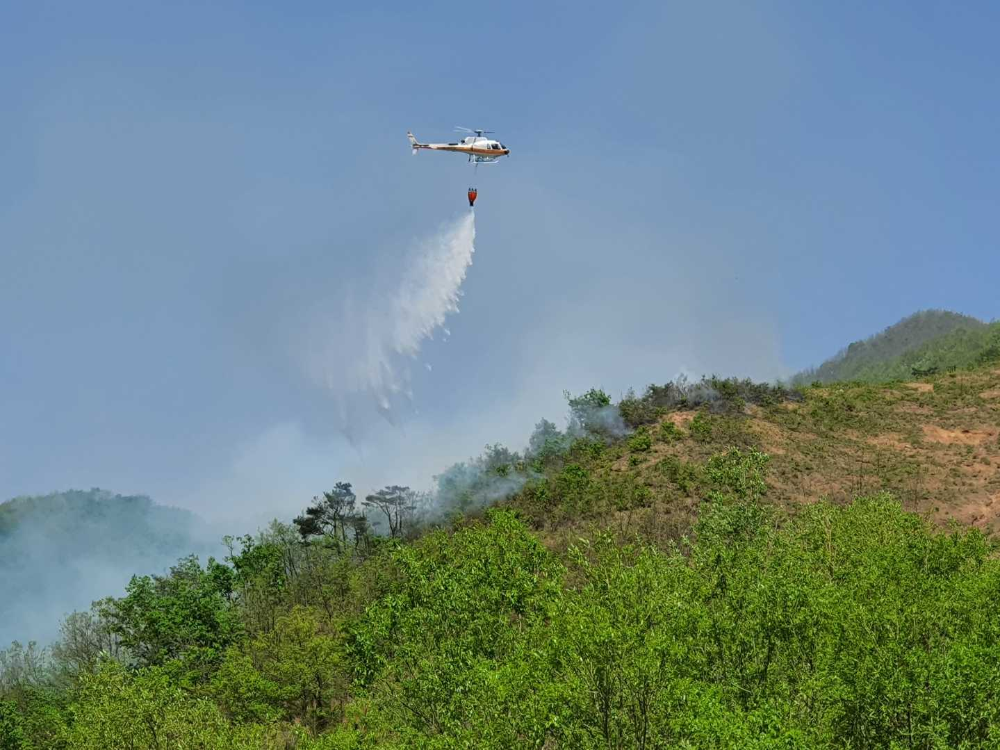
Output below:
[506,365,1000,552]
[794,309,987,384]
[6,361,1000,746]
[0,489,217,646]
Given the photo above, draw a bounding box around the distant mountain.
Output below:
[0,489,217,646]
[794,310,993,384]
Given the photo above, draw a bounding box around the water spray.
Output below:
[305,213,477,431]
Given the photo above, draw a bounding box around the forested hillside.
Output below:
[0,490,216,647]
[794,309,990,384]
[4,353,1000,746]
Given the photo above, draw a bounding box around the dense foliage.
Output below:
[847,320,1000,382]
[794,309,991,384]
[5,445,1000,747]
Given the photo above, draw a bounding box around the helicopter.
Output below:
[407,127,510,164]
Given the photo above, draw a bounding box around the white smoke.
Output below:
[304,212,476,425]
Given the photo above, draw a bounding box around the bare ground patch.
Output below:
[944,495,1000,530]
[667,411,696,428]
[922,425,994,445]
[867,434,914,452]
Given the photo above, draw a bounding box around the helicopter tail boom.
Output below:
[407,131,425,155]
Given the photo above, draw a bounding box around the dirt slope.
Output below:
[511,366,1000,549]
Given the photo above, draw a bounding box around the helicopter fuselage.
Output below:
[407,132,510,158]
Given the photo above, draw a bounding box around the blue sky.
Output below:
[3,1,999,524]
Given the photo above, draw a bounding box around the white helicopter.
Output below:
[407,127,510,164]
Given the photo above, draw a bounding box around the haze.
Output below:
[3,2,1000,524]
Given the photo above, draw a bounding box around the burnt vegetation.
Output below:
[618,375,804,428]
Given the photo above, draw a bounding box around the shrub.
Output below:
[618,390,660,428]
[627,430,652,453]
[657,456,701,495]
[659,421,683,442]
[689,412,713,442]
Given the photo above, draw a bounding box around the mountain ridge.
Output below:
[794,309,988,384]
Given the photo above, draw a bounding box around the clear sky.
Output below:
[3,1,1000,525]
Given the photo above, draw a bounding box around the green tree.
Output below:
[0,700,25,750]
[362,486,417,539]
[65,660,271,749]
[526,419,566,462]
[212,606,346,733]
[553,536,694,749]
[99,556,241,674]
[348,510,563,746]
[294,483,358,547]
[566,388,623,438]
[50,607,126,686]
